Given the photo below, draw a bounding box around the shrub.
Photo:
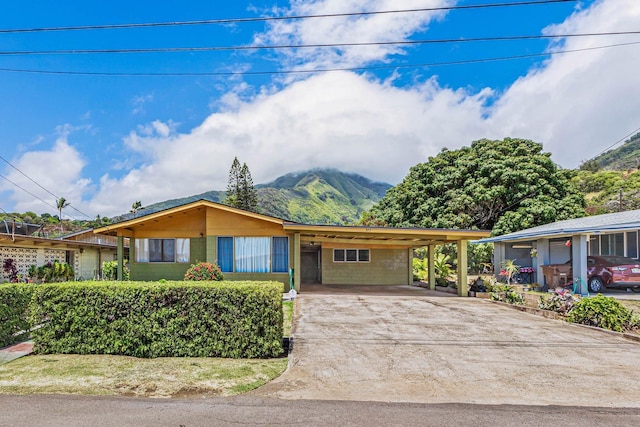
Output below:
[490,284,524,305]
[567,295,639,332]
[30,280,283,358]
[0,284,35,347]
[31,261,74,283]
[101,260,130,281]
[184,262,224,281]
[538,288,581,315]
[3,259,19,283]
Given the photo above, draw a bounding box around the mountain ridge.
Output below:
[130,169,391,225]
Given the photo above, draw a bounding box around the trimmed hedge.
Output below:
[0,284,35,348]
[30,281,284,358]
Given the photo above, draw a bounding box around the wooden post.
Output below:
[428,244,436,290]
[457,240,468,297]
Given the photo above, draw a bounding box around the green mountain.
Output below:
[589,132,640,170]
[573,132,640,214]
[131,169,391,225]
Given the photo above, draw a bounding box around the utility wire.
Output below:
[0,155,93,219]
[1,31,637,56]
[0,40,636,77]
[0,174,59,212]
[587,126,640,162]
[0,0,578,34]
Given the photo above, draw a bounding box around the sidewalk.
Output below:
[0,341,33,365]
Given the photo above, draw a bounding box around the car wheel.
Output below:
[588,276,604,293]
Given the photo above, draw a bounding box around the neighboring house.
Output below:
[477,209,640,292]
[94,200,489,296]
[0,221,125,282]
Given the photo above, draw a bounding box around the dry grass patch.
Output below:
[618,299,640,313]
[0,354,287,398]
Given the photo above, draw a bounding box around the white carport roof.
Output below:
[476,209,640,243]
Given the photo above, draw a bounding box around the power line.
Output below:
[0,155,93,219]
[587,126,640,162]
[0,0,578,34]
[1,31,638,56]
[0,174,59,212]
[0,40,636,77]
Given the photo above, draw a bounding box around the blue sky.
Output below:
[1,0,638,219]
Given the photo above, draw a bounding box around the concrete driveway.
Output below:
[255,292,640,407]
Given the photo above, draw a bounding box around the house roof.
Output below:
[477,209,640,243]
[94,199,290,236]
[94,199,490,245]
[0,232,123,250]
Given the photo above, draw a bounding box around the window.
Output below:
[236,237,270,273]
[601,233,624,256]
[272,237,289,273]
[333,249,370,263]
[135,238,190,263]
[217,237,234,272]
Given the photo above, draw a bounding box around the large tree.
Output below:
[225,157,258,212]
[367,138,586,236]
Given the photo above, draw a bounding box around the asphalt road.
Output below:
[2,395,640,427]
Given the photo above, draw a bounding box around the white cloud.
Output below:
[6,0,640,218]
[488,0,640,167]
[131,93,154,115]
[255,0,454,72]
[0,132,91,217]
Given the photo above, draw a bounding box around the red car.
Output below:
[544,255,640,293]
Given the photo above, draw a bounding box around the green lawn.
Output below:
[0,301,294,398]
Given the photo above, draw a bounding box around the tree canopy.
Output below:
[225,157,258,212]
[366,138,586,235]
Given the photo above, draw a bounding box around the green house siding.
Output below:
[321,247,409,285]
[130,238,205,281]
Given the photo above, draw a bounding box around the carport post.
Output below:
[117,235,124,281]
[293,232,301,292]
[428,244,436,290]
[571,235,588,295]
[457,240,468,297]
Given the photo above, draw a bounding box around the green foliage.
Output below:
[572,169,640,213]
[490,285,524,305]
[29,281,284,358]
[588,132,640,171]
[0,284,35,347]
[368,138,586,235]
[412,257,428,281]
[500,259,520,285]
[31,261,74,283]
[101,260,130,281]
[225,157,258,212]
[538,289,581,315]
[184,261,224,281]
[434,253,452,283]
[567,295,639,332]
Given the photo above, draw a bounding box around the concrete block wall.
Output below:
[321,247,409,285]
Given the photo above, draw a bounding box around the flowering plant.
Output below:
[184,261,224,281]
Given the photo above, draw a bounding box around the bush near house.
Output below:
[567,295,640,333]
[30,281,283,358]
[0,283,35,348]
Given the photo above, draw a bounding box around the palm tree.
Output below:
[130,200,142,216]
[56,197,70,234]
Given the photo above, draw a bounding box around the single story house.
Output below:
[94,200,490,296]
[477,209,640,293]
[0,222,125,282]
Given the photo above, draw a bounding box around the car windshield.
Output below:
[598,256,639,265]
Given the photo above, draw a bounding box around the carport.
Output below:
[477,209,640,293]
[282,223,489,297]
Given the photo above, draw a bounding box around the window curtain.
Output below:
[272,237,289,273]
[217,237,234,272]
[175,238,190,263]
[235,237,270,273]
[135,238,149,262]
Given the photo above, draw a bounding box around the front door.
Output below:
[301,246,321,284]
